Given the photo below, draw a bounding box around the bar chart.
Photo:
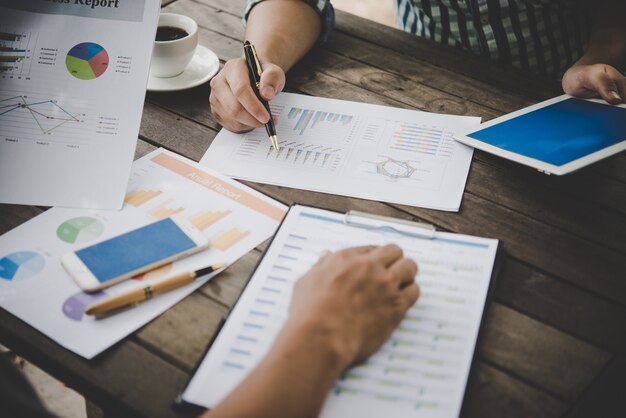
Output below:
[149,199,184,219]
[191,210,231,231]
[390,123,454,158]
[211,228,251,251]
[125,189,163,207]
[0,28,37,76]
[287,107,354,136]
[234,136,344,173]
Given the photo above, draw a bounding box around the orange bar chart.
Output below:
[211,228,250,251]
[190,210,231,231]
[149,199,184,219]
[125,189,162,207]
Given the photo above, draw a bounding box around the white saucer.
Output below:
[147,45,220,92]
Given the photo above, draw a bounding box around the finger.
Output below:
[259,64,285,101]
[387,257,418,287]
[583,66,622,104]
[615,77,626,104]
[318,249,333,261]
[370,244,403,267]
[226,66,270,124]
[399,282,420,310]
[219,87,265,129]
[211,92,259,132]
[340,245,378,256]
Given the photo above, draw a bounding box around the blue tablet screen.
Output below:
[467,98,626,166]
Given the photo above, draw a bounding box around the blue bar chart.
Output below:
[391,123,454,158]
[234,136,343,173]
[287,107,354,135]
[0,27,36,76]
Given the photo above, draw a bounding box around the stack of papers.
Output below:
[0,149,286,358]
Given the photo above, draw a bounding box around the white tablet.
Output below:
[455,95,626,175]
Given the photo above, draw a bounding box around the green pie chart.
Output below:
[56,217,104,244]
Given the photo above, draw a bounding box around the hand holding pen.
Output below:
[208,43,285,135]
[243,41,279,151]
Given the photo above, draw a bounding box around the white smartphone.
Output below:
[61,216,209,292]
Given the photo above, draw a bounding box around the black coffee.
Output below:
[156,26,189,41]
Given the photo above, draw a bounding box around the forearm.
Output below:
[246,0,322,71]
[575,0,626,71]
[202,320,348,418]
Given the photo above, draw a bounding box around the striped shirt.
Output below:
[245,0,592,80]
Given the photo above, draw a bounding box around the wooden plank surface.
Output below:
[1,0,624,417]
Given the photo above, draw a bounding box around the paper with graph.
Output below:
[0,149,286,358]
[0,0,159,208]
[183,205,499,418]
[201,93,481,211]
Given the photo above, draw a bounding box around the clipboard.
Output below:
[176,204,502,417]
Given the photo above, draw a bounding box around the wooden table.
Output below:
[2,1,625,417]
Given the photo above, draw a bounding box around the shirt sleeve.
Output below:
[243,0,335,44]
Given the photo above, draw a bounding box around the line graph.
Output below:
[0,92,95,144]
[0,95,83,135]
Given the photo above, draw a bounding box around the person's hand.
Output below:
[562,63,626,104]
[209,57,285,133]
[286,245,420,368]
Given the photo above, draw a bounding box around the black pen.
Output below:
[243,40,279,151]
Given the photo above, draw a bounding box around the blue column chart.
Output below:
[287,107,353,135]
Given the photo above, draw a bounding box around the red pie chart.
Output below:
[66,42,109,80]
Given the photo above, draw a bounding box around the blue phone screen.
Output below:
[467,98,626,166]
[75,218,197,283]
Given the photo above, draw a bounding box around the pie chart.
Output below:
[66,42,109,80]
[57,217,105,244]
[63,290,108,321]
[0,251,45,281]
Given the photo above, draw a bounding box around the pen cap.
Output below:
[243,41,263,87]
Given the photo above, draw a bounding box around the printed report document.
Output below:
[201,93,480,212]
[0,0,159,208]
[183,205,499,418]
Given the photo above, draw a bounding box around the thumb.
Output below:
[259,63,285,101]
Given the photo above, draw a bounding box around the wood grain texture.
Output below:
[0,0,623,417]
[463,363,567,418]
[478,304,611,400]
[567,357,626,418]
[134,292,228,372]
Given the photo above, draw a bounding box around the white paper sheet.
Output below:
[183,205,499,418]
[0,149,286,359]
[201,93,480,211]
[0,0,159,209]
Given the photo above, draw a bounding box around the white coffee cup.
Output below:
[150,13,198,78]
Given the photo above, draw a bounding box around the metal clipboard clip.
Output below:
[343,211,436,240]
